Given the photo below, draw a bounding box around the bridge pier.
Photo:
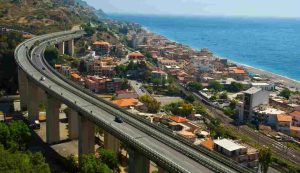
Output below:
[58,42,65,55]
[67,39,74,57]
[46,95,61,144]
[128,150,150,173]
[104,131,120,153]
[65,108,79,140]
[78,116,95,157]
[27,80,39,123]
[18,68,28,111]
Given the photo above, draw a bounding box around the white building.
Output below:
[251,82,275,91]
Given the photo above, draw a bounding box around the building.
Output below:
[128,52,145,62]
[151,70,168,81]
[112,98,139,108]
[290,111,300,126]
[251,82,275,91]
[228,67,248,81]
[239,87,269,123]
[106,78,123,93]
[290,126,300,138]
[276,114,292,134]
[214,139,258,168]
[92,41,111,56]
[253,106,285,127]
[169,116,188,123]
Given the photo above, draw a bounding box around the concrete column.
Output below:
[66,108,79,140]
[104,131,120,153]
[46,95,60,144]
[18,68,28,111]
[58,42,65,55]
[128,150,150,173]
[67,39,74,57]
[27,80,39,123]
[158,167,168,173]
[78,115,95,157]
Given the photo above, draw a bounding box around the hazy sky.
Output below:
[85,0,300,18]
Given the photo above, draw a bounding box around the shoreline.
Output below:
[141,27,300,90]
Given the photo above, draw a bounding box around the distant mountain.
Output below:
[0,0,107,34]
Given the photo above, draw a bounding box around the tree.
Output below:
[9,120,31,150]
[226,82,244,92]
[209,81,223,91]
[219,92,228,100]
[44,46,59,65]
[187,81,203,91]
[0,123,10,147]
[80,154,112,173]
[121,79,131,90]
[194,103,208,116]
[259,148,272,173]
[99,149,118,171]
[139,95,161,113]
[81,24,96,37]
[223,107,235,118]
[166,84,180,96]
[78,60,87,73]
[185,94,195,103]
[279,88,291,99]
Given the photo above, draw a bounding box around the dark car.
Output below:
[29,120,40,130]
[42,67,45,70]
[114,116,123,123]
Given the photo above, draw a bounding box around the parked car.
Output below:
[29,120,40,130]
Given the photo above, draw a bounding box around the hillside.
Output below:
[0,0,103,34]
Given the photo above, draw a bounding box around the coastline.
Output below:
[142,27,300,90]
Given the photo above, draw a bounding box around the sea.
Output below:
[110,14,300,81]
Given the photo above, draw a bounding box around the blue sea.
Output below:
[110,14,300,81]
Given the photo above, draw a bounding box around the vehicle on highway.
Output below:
[40,76,46,81]
[114,116,123,123]
[42,67,45,70]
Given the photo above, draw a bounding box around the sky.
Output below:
[85,0,300,18]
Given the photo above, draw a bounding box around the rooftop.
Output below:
[169,116,188,123]
[290,111,300,118]
[93,41,110,45]
[244,87,262,94]
[200,138,214,151]
[277,114,292,122]
[214,139,245,152]
[112,98,139,107]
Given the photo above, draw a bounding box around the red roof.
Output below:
[290,111,300,118]
[93,41,110,45]
[169,116,188,123]
[200,138,214,151]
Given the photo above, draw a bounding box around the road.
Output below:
[129,80,149,96]
[15,30,253,173]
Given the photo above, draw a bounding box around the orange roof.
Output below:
[71,73,80,79]
[290,126,300,131]
[290,111,300,118]
[277,114,292,122]
[93,41,110,45]
[54,64,62,68]
[169,116,188,123]
[128,52,144,57]
[232,69,245,74]
[112,98,138,107]
[200,138,214,151]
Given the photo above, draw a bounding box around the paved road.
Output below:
[129,80,149,96]
[15,31,251,173]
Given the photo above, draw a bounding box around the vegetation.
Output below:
[0,121,50,172]
[187,81,203,91]
[224,82,244,92]
[44,46,59,65]
[80,154,112,173]
[139,95,161,113]
[279,88,291,99]
[0,31,24,94]
[209,80,224,92]
[164,101,193,117]
[259,147,272,173]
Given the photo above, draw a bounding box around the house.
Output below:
[128,52,145,62]
[169,116,188,123]
[112,98,139,108]
[151,70,168,81]
[214,139,258,168]
[290,111,300,126]
[228,67,248,81]
[92,41,110,55]
[290,126,300,138]
[276,114,292,134]
[200,138,214,151]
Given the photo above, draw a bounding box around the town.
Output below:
[43,22,300,171]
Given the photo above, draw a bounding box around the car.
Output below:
[114,116,123,123]
[40,76,46,81]
[29,120,40,130]
[42,67,45,70]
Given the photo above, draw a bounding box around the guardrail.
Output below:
[17,30,254,173]
[39,34,254,173]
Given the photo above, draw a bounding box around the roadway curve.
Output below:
[15,30,255,173]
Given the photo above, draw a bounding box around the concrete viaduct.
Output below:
[15,30,255,173]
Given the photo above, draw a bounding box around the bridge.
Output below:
[15,30,255,173]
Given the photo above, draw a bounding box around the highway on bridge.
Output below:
[15,30,255,173]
